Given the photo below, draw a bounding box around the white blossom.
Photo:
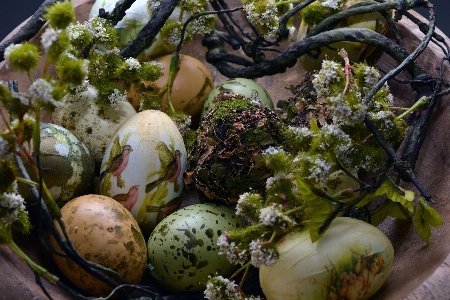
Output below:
[84,16,113,44]
[66,22,88,41]
[29,78,64,108]
[124,57,141,70]
[249,239,278,267]
[217,234,249,265]
[243,1,279,39]
[0,192,26,226]
[262,146,286,156]
[258,202,295,228]
[320,0,344,9]
[204,275,240,300]
[41,28,62,53]
[3,43,20,69]
[108,89,127,109]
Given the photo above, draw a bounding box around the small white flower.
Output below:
[85,16,113,44]
[0,192,26,226]
[3,43,20,69]
[108,89,127,109]
[124,57,141,70]
[320,0,344,9]
[259,203,283,226]
[66,22,88,41]
[147,0,162,15]
[249,239,278,267]
[172,114,191,137]
[41,27,62,53]
[29,78,64,108]
[217,234,249,265]
[258,202,295,228]
[262,146,285,156]
[204,275,240,300]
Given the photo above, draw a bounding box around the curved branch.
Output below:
[98,0,137,26]
[119,0,178,58]
[204,27,425,79]
[0,0,61,61]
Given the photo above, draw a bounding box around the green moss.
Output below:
[225,170,270,198]
[212,98,256,122]
[300,2,340,26]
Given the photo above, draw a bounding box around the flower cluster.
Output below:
[0,190,26,226]
[204,275,240,300]
[243,0,279,39]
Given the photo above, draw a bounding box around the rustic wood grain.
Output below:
[1,0,450,299]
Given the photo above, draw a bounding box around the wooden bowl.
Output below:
[1,0,450,299]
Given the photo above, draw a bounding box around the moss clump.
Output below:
[189,92,284,205]
[300,1,341,26]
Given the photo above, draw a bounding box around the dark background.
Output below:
[1,0,450,42]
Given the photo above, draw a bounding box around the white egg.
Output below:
[52,84,137,167]
[99,110,187,235]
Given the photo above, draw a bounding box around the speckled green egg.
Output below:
[18,123,95,208]
[147,203,244,292]
[201,78,274,118]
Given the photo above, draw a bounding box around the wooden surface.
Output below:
[1,0,450,299]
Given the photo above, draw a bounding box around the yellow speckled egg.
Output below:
[52,84,137,167]
[18,122,95,208]
[99,110,187,235]
[50,194,148,297]
[127,54,214,119]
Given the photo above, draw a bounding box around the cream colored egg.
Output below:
[52,85,137,167]
[127,54,214,119]
[260,217,394,300]
[99,110,187,235]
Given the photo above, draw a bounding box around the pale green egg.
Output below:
[201,78,274,118]
[147,203,244,292]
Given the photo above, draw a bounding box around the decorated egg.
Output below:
[201,77,274,118]
[99,110,187,235]
[127,54,214,118]
[147,203,244,292]
[52,84,137,167]
[260,217,394,300]
[18,122,95,208]
[50,194,148,297]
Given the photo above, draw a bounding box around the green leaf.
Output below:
[296,177,341,242]
[358,180,414,214]
[414,197,443,244]
[370,200,410,226]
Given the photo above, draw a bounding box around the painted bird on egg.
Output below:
[99,110,187,235]
[112,185,140,212]
[100,134,132,188]
[145,141,182,193]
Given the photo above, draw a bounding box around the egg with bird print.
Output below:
[99,110,187,235]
